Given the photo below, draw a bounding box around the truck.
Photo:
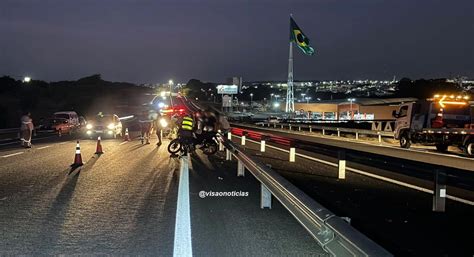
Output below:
[392,94,474,157]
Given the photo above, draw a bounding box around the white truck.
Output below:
[392,95,474,157]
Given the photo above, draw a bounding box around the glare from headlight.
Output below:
[107,123,115,129]
[86,130,92,135]
[159,118,168,128]
[86,124,93,129]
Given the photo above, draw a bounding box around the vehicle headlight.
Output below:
[159,118,168,128]
[107,123,115,130]
[86,124,93,129]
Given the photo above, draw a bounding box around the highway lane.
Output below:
[0,132,328,256]
[0,136,179,255]
[188,151,326,257]
[231,123,474,171]
[231,136,474,257]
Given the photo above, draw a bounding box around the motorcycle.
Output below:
[168,131,218,156]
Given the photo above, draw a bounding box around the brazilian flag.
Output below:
[290,16,315,56]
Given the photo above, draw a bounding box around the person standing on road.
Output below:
[20,111,34,148]
[151,110,163,146]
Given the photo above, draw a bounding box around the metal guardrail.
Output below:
[256,122,394,141]
[219,136,392,257]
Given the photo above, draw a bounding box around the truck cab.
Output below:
[393,95,474,156]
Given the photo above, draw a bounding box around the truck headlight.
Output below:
[159,118,168,128]
[107,123,115,129]
[86,124,93,129]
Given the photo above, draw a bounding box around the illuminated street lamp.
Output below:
[270,93,274,102]
[23,76,31,83]
[347,98,356,120]
[250,93,254,107]
[305,96,311,104]
[169,79,174,106]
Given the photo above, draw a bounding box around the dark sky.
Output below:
[1,0,473,83]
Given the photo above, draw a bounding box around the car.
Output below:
[85,114,123,139]
[38,117,75,135]
[54,111,80,128]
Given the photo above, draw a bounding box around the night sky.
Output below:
[1,0,473,83]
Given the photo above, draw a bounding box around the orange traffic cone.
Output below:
[95,136,103,154]
[123,128,130,141]
[71,140,83,167]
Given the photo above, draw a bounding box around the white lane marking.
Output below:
[2,152,24,158]
[232,134,474,206]
[119,141,129,146]
[58,142,67,145]
[173,155,193,257]
[37,145,51,150]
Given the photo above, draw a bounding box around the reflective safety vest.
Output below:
[181,116,194,131]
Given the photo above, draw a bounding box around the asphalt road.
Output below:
[0,132,327,256]
[231,136,474,257]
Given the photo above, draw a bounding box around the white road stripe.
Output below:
[173,155,193,257]
[2,152,24,158]
[37,145,51,150]
[232,134,474,206]
[119,141,129,145]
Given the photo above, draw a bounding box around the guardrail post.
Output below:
[241,131,247,146]
[309,126,312,133]
[433,170,446,212]
[237,160,245,177]
[226,149,232,161]
[298,126,301,131]
[289,145,296,162]
[260,136,266,152]
[273,123,276,128]
[356,132,359,140]
[281,124,284,129]
[378,132,382,143]
[338,150,346,179]
[337,128,340,137]
[33,129,37,136]
[261,184,272,209]
[322,129,325,136]
[289,124,292,130]
[219,139,224,151]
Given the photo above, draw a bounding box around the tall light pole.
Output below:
[305,96,311,104]
[301,93,306,102]
[250,93,254,107]
[348,98,356,120]
[169,79,174,107]
[270,93,274,103]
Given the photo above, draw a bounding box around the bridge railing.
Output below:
[218,135,392,257]
[254,122,394,142]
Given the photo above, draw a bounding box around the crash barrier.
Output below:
[218,136,392,256]
[230,126,474,211]
[256,122,394,143]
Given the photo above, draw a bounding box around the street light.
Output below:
[270,93,274,102]
[305,96,311,104]
[250,93,254,107]
[347,98,356,120]
[169,79,174,106]
[23,76,31,83]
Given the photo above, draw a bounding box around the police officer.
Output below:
[178,113,195,148]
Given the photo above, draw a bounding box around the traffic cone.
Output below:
[71,140,83,167]
[124,128,130,141]
[95,136,103,154]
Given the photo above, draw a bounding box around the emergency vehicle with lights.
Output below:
[392,94,474,157]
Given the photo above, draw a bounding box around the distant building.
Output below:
[227,77,242,93]
[291,98,418,120]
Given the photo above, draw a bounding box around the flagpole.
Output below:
[286,41,294,113]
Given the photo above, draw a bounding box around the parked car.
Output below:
[54,111,80,128]
[38,117,75,135]
[85,113,123,139]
